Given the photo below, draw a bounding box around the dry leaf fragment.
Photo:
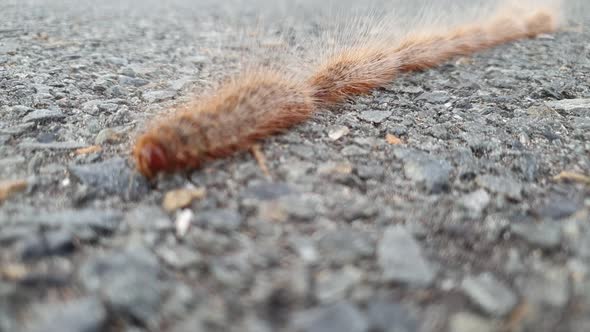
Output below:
[0,179,28,202]
[163,187,206,212]
[1,263,27,280]
[504,302,531,332]
[75,145,102,155]
[386,133,403,145]
[553,171,590,185]
[317,162,353,175]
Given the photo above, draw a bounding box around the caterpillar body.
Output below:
[133,4,558,178]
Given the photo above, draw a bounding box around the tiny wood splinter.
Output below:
[133,5,558,178]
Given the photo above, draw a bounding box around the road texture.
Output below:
[1,0,589,331]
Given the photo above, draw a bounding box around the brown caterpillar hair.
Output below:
[134,4,559,178]
[134,70,314,178]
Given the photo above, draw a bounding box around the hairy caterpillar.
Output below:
[133,2,559,178]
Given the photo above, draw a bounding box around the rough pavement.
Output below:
[1,0,590,331]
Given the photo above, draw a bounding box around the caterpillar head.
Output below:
[133,119,205,178]
[134,135,172,178]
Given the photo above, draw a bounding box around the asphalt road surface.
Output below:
[1,1,589,331]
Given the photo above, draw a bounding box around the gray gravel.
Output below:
[1,0,590,331]
[461,273,517,317]
[378,226,437,286]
